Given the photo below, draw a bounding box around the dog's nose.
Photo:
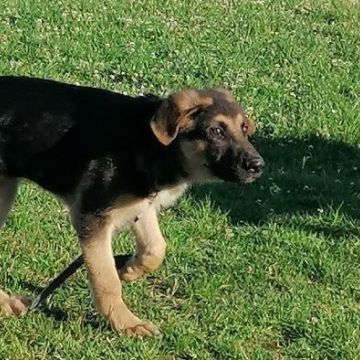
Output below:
[245,157,265,173]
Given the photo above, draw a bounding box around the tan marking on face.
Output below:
[180,139,219,183]
[214,112,255,140]
[246,116,256,136]
[213,113,243,141]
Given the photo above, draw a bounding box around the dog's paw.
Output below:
[124,321,160,338]
[106,303,159,338]
[0,293,29,317]
[118,265,144,282]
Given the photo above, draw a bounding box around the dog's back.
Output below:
[0,76,160,195]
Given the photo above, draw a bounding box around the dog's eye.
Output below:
[241,123,249,134]
[210,126,225,138]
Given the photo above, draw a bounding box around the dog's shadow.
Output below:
[20,281,69,321]
[191,135,360,233]
[21,280,105,328]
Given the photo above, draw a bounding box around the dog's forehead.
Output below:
[203,89,243,118]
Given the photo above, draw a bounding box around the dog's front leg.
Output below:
[74,213,159,337]
[118,206,166,282]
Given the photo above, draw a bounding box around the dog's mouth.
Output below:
[242,172,262,183]
[204,163,263,184]
[235,168,263,184]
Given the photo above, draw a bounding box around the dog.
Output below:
[0,76,264,337]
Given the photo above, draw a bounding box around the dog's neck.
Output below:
[115,94,216,196]
[125,96,190,193]
[137,140,189,194]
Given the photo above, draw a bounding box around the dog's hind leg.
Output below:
[118,206,166,282]
[0,177,29,316]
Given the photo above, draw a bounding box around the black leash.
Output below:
[30,253,131,310]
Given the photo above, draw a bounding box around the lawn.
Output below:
[0,0,360,359]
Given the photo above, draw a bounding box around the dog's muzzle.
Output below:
[242,156,265,174]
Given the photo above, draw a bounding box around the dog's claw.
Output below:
[124,322,160,338]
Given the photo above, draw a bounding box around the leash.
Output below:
[30,253,131,310]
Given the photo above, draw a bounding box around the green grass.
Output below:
[0,0,360,358]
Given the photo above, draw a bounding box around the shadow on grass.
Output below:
[17,135,360,322]
[191,135,360,227]
[20,281,68,321]
[21,280,106,328]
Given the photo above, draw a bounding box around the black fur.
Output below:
[0,76,186,214]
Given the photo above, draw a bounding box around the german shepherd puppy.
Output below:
[0,76,264,337]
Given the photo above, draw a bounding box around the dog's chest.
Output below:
[110,183,188,231]
[152,183,188,210]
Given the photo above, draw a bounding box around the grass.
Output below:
[0,0,360,358]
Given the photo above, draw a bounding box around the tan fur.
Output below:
[0,289,12,315]
[78,213,159,337]
[180,139,220,183]
[0,289,28,316]
[109,195,152,231]
[215,114,239,140]
[170,90,213,114]
[150,89,213,146]
[71,186,188,334]
[214,113,254,141]
[153,183,188,210]
[178,108,255,184]
[117,183,186,281]
[119,206,166,281]
[246,116,256,136]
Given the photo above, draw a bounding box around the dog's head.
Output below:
[150,88,264,184]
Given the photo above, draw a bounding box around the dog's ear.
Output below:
[213,87,232,97]
[247,117,256,136]
[150,89,212,146]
